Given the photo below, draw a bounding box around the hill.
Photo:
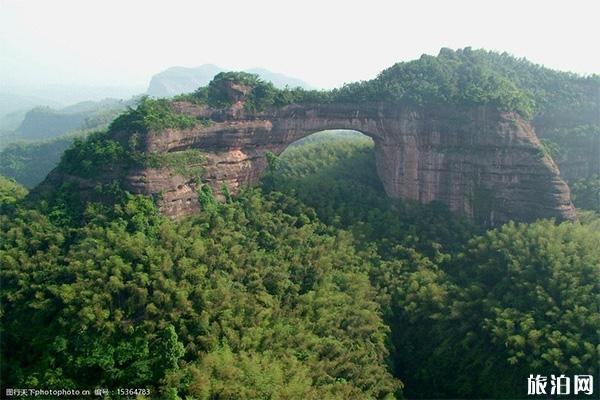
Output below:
[35,49,596,227]
[11,98,131,143]
[147,64,313,97]
[2,132,598,398]
[0,134,82,188]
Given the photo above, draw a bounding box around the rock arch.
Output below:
[129,100,576,226]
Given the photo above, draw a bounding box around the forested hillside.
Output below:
[0,99,133,189]
[2,133,599,398]
[0,134,81,188]
[266,136,600,398]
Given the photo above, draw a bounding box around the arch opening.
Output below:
[260,129,387,200]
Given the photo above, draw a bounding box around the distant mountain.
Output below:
[15,106,90,141]
[0,92,62,132]
[147,65,313,97]
[147,65,225,98]
[0,98,133,147]
[244,68,313,90]
[0,91,62,117]
[0,109,29,132]
[0,134,78,188]
[0,97,138,184]
[0,85,144,132]
[1,85,144,112]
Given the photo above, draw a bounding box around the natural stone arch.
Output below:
[129,99,575,226]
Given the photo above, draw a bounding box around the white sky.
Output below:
[1,0,599,90]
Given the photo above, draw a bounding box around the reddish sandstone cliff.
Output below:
[117,99,575,225]
[35,91,577,226]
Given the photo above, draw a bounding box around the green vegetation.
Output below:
[180,71,332,112]
[576,209,600,231]
[56,129,205,181]
[391,220,599,398]
[265,136,599,399]
[571,175,600,212]
[0,176,27,210]
[1,180,400,398]
[264,136,476,258]
[59,131,127,178]
[110,97,199,134]
[334,48,534,116]
[175,48,598,122]
[0,134,79,188]
[3,133,598,398]
[142,149,205,178]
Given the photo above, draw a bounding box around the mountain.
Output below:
[0,98,136,187]
[0,91,61,118]
[2,98,133,145]
[0,134,78,188]
[36,48,600,227]
[146,64,225,98]
[244,67,313,90]
[0,92,62,134]
[0,85,145,138]
[147,65,313,97]
[0,109,29,132]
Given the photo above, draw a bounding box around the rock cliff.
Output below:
[38,92,574,227]
[35,73,580,227]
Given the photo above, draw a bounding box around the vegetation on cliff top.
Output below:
[175,48,599,119]
[110,97,199,133]
[343,47,599,118]
[174,71,331,112]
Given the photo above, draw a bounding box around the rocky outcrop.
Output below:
[113,96,574,226]
[36,89,577,226]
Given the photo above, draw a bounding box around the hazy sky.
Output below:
[1,0,599,90]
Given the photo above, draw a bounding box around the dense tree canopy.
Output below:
[571,175,600,213]
[266,134,600,399]
[1,179,400,398]
[0,135,77,188]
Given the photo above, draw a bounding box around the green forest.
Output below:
[1,48,599,399]
[2,134,599,399]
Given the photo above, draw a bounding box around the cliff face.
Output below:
[35,81,578,226]
[102,98,575,226]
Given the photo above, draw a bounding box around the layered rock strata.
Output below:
[37,95,577,226]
